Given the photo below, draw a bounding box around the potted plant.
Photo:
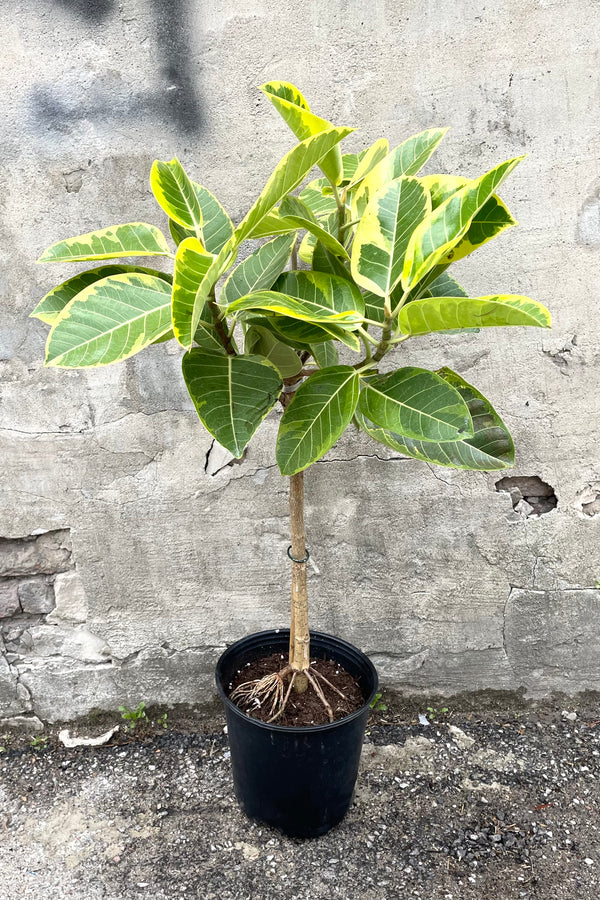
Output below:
[32,81,550,837]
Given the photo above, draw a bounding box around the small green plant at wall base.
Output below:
[156,713,168,729]
[426,706,449,721]
[33,81,551,725]
[30,734,49,749]
[370,692,387,712]
[119,702,147,732]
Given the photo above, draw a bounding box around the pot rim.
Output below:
[215,628,378,735]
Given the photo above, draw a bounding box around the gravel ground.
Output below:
[1,699,599,900]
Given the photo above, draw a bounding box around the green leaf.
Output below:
[362,291,386,325]
[245,325,302,378]
[310,341,339,368]
[260,81,344,184]
[419,175,517,263]
[225,289,360,328]
[167,183,234,254]
[312,241,353,281]
[44,274,172,368]
[244,313,361,353]
[245,211,299,239]
[357,368,514,470]
[398,294,552,336]
[220,234,296,306]
[346,138,389,188]
[182,351,282,457]
[402,156,524,290]
[449,194,517,263]
[31,266,172,325]
[172,237,217,348]
[299,180,338,218]
[279,195,349,259]
[273,270,364,327]
[358,366,473,442]
[276,366,360,474]
[37,223,172,264]
[150,158,203,238]
[426,271,469,298]
[351,176,431,297]
[351,128,448,220]
[190,238,238,342]
[235,127,353,243]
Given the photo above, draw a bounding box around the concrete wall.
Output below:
[1,0,598,723]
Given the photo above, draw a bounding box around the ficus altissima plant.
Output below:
[33,81,550,722]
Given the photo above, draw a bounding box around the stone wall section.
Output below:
[0,529,107,727]
[0,1,598,723]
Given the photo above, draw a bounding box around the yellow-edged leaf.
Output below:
[260,81,344,184]
[235,128,353,243]
[150,158,203,238]
[398,294,551,336]
[37,223,171,264]
[351,176,431,297]
[402,156,525,290]
[44,273,172,368]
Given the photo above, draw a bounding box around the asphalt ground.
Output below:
[1,698,599,900]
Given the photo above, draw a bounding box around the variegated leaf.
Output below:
[402,156,524,290]
[150,158,203,238]
[220,234,296,306]
[276,366,360,474]
[351,128,448,220]
[167,183,234,254]
[357,368,514,470]
[419,175,517,264]
[31,266,172,325]
[44,274,172,368]
[346,138,389,189]
[273,270,364,327]
[299,180,338,219]
[260,81,344,184]
[235,128,353,243]
[358,366,473,442]
[37,223,171,264]
[182,351,282,457]
[351,176,431,297]
[171,237,223,350]
[398,294,551,336]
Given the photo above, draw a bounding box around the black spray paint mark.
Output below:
[31,0,202,134]
[56,0,116,24]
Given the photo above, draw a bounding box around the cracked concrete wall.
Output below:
[1,1,599,723]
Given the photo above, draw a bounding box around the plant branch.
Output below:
[207,292,237,355]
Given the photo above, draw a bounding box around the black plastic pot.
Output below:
[215,629,378,838]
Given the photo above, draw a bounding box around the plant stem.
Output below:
[288,471,310,692]
[329,181,346,243]
[207,292,237,355]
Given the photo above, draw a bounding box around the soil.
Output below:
[228,651,365,725]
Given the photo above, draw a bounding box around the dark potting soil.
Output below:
[227,651,365,726]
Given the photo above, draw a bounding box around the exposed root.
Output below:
[305,669,334,723]
[267,671,297,723]
[312,666,348,700]
[230,665,292,719]
[231,662,344,725]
